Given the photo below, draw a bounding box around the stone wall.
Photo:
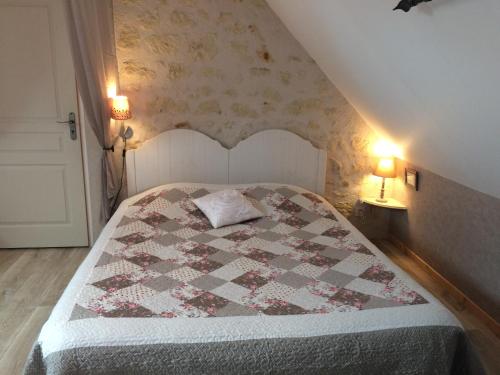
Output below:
[113,0,376,217]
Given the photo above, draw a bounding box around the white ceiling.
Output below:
[267,0,500,199]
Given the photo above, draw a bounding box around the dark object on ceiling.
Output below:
[393,0,432,12]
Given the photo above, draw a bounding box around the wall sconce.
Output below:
[372,157,396,202]
[110,95,133,212]
[103,94,133,155]
[111,95,133,143]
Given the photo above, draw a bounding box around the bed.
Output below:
[25,130,481,374]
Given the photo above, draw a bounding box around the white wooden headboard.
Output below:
[126,129,327,196]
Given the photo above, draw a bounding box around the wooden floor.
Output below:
[0,243,498,374]
[0,247,88,374]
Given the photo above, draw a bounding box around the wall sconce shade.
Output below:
[111,96,131,120]
[373,157,396,178]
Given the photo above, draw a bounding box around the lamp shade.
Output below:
[373,157,396,178]
[111,96,131,120]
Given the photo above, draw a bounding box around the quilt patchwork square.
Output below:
[232,271,269,290]
[208,250,240,265]
[186,292,230,316]
[190,275,227,291]
[92,274,137,292]
[263,301,308,316]
[276,271,314,289]
[126,253,162,268]
[211,282,251,304]
[189,259,224,274]
[143,275,183,292]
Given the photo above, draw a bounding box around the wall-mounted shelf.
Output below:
[360,197,407,210]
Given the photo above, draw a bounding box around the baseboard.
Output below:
[388,235,500,338]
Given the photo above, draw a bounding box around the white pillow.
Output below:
[192,189,263,228]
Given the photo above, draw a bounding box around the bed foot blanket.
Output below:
[25,326,482,375]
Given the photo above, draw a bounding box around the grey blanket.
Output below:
[25,326,482,375]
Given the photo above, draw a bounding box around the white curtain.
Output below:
[65,0,119,219]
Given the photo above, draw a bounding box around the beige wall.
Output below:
[391,160,500,321]
[267,0,500,200]
[112,0,376,217]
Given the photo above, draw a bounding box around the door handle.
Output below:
[57,112,77,140]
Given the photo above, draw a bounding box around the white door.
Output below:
[0,0,88,248]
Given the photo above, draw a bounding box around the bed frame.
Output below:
[126,129,327,197]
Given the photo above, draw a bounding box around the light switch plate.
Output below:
[405,168,419,191]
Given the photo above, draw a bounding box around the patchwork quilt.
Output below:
[25,184,480,375]
[73,185,427,319]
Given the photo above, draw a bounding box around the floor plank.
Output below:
[0,244,498,374]
[0,302,35,357]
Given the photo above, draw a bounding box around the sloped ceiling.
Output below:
[267,0,500,199]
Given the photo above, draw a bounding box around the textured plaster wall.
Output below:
[113,0,376,217]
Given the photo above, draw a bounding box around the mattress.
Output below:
[25,183,482,374]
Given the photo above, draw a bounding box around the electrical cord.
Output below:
[111,138,126,213]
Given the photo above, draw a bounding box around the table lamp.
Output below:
[373,157,396,202]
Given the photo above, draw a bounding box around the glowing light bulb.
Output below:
[107,83,117,98]
[373,139,394,157]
